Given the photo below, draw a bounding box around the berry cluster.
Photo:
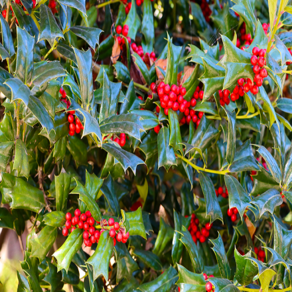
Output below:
[227,207,238,222]
[116,25,131,50]
[187,214,213,244]
[254,246,265,262]
[125,1,131,14]
[113,133,126,147]
[59,88,84,136]
[48,0,57,14]
[152,82,203,126]
[237,23,253,49]
[131,43,156,63]
[62,210,129,247]
[204,274,215,292]
[215,186,228,198]
[200,0,212,22]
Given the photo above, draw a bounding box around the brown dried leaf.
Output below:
[155,59,167,82]
[245,216,256,238]
[111,37,120,64]
[181,66,195,84]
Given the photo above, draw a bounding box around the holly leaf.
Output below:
[0,15,15,57]
[86,230,114,281]
[67,135,88,167]
[15,27,34,85]
[123,0,141,40]
[73,48,94,111]
[224,109,236,164]
[177,264,206,292]
[210,233,231,279]
[157,127,177,171]
[251,189,282,218]
[99,71,122,123]
[133,249,162,271]
[141,0,154,52]
[234,249,258,285]
[138,266,178,292]
[53,228,83,272]
[0,207,15,229]
[199,173,223,223]
[208,278,239,292]
[120,80,142,114]
[13,139,29,178]
[44,211,66,227]
[70,26,102,49]
[100,113,145,141]
[0,173,45,212]
[30,226,57,261]
[168,109,183,155]
[39,5,64,46]
[121,207,146,239]
[55,172,71,212]
[224,175,251,220]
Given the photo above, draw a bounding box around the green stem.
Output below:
[177,154,230,175]
[6,58,10,73]
[33,0,47,11]
[16,101,20,139]
[96,0,120,9]
[31,13,40,31]
[205,115,222,120]
[44,40,58,60]
[133,82,149,92]
[236,111,260,120]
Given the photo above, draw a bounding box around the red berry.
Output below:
[80,213,87,221]
[65,221,71,229]
[167,100,173,108]
[109,228,116,238]
[205,223,212,230]
[203,273,208,280]
[116,232,123,242]
[114,222,120,231]
[227,209,233,216]
[251,85,259,95]
[89,226,95,235]
[116,25,122,34]
[218,186,223,195]
[206,282,213,292]
[150,82,156,92]
[88,217,95,226]
[70,226,76,233]
[258,57,266,67]
[258,49,265,57]
[243,84,250,92]
[164,108,168,115]
[199,91,204,100]
[90,236,96,244]
[154,125,161,134]
[72,216,79,225]
[164,84,170,94]
[252,47,260,56]
[78,221,84,229]
[66,212,72,221]
[223,89,230,97]
[156,106,160,113]
[258,250,265,258]
[122,28,128,37]
[83,222,89,230]
[260,68,268,78]
[199,235,206,243]
[62,227,68,236]
[231,214,237,222]
[180,87,187,96]
[237,78,244,86]
[108,218,115,226]
[83,231,89,239]
[169,91,177,101]
[253,64,260,74]
[250,55,258,65]
[84,239,91,247]
[75,209,81,217]
[2,10,7,18]
[172,102,179,111]
[233,208,238,215]
[94,230,100,240]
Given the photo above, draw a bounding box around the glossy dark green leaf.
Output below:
[44,211,66,227]
[257,145,282,183]
[67,135,88,167]
[168,109,183,155]
[57,0,86,18]
[231,0,256,34]
[123,0,141,40]
[210,233,231,279]
[251,189,282,218]
[153,217,174,256]
[53,228,83,272]
[70,26,102,49]
[0,173,45,212]
[276,98,292,114]
[87,230,114,281]
[172,210,189,265]
[212,3,238,39]
[31,61,66,88]
[208,278,239,292]
[188,45,217,66]
[187,115,218,154]
[55,172,71,212]
[141,0,154,52]
[73,48,94,111]
[138,266,178,292]
[183,64,201,101]
[224,109,236,164]
[100,71,122,123]
[39,5,64,46]
[0,141,14,171]
[122,207,146,239]
[0,207,15,229]
[71,179,102,221]
[180,228,203,273]
[56,43,77,63]
[13,139,30,178]
[138,130,158,168]
[201,58,225,99]
[224,175,250,220]
[133,249,162,271]
[100,113,144,140]
[116,250,139,282]
[114,62,131,84]
[177,264,206,292]
[199,173,223,223]
[190,2,207,32]
[133,52,150,84]
[5,77,30,105]
[0,15,15,57]
[30,226,57,261]
[0,43,9,60]
[102,142,144,174]
[165,37,182,85]
[15,27,34,85]
[130,110,158,131]
[157,127,177,171]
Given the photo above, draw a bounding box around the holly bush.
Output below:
[1,0,292,291]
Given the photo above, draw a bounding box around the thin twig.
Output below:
[38,166,52,212]
[18,234,24,257]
